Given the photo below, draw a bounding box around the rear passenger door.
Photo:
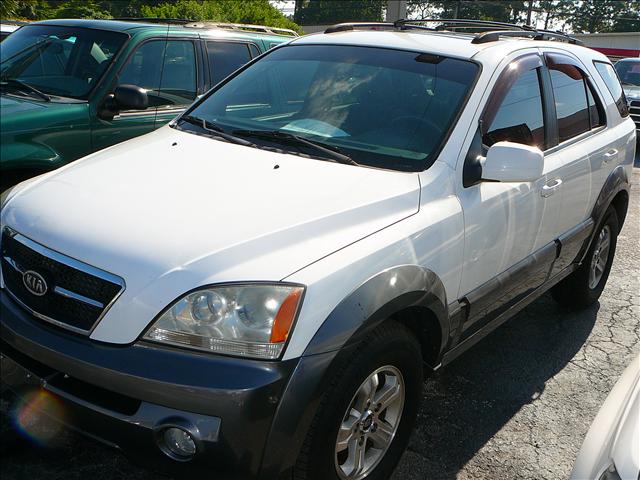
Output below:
[540,51,609,274]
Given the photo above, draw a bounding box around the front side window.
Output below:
[595,61,629,117]
[0,25,127,99]
[483,68,546,149]
[188,45,479,171]
[119,39,196,109]
[207,41,252,85]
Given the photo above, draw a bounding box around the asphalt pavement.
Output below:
[1,162,639,480]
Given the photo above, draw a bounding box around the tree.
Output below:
[292,0,386,24]
[563,0,635,33]
[140,0,301,31]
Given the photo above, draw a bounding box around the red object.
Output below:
[591,47,640,58]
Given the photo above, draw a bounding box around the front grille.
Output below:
[1,228,124,334]
[630,100,640,132]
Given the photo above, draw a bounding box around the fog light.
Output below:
[161,427,197,460]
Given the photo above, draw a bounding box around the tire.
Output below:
[551,206,619,309]
[293,321,422,480]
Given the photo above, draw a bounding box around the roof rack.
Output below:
[185,22,299,37]
[324,18,580,45]
[113,17,193,25]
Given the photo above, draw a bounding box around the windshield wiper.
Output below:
[178,115,254,147]
[0,78,50,102]
[233,129,358,166]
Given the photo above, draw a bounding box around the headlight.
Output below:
[143,284,304,360]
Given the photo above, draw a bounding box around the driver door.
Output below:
[457,53,562,339]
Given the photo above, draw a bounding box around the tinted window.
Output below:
[158,40,197,106]
[207,41,252,85]
[120,40,196,109]
[549,69,590,142]
[0,25,126,99]
[189,45,479,171]
[614,60,640,87]
[595,61,629,117]
[484,68,545,149]
[249,43,260,58]
[587,84,605,129]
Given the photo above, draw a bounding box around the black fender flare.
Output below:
[579,165,630,263]
[258,265,449,478]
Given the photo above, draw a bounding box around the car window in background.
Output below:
[207,41,252,85]
[595,61,630,117]
[190,45,479,171]
[614,60,640,86]
[0,25,127,99]
[119,39,197,109]
[484,68,545,149]
[158,40,197,107]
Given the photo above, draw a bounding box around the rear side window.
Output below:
[483,68,546,149]
[549,69,591,142]
[594,61,629,117]
[207,41,252,85]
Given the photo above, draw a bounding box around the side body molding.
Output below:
[302,265,449,357]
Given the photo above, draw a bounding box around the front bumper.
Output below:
[0,289,308,479]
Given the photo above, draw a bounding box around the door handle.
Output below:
[603,149,618,163]
[541,178,562,197]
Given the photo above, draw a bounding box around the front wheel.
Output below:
[294,322,422,480]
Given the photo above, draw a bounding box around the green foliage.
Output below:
[1,0,301,33]
[293,0,385,24]
[405,0,640,33]
[140,0,301,32]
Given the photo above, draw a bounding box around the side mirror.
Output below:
[482,141,544,182]
[113,84,148,110]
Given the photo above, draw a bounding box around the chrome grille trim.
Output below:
[1,227,125,335]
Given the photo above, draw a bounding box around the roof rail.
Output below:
[113,17,193,25]
[324,18,580,45]
[185,22,299,37]
[324,22,434,34]
[472,29,582,45]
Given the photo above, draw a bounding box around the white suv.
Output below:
[0,20,635,480]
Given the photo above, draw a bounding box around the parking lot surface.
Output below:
[1,167,639,480]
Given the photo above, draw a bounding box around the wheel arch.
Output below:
[258,265,450,478]
[302,264,449,366]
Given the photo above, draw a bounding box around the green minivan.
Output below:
[0,18,296,188]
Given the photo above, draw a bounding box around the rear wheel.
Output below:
[551,206,619,309]
[294,321,422,480]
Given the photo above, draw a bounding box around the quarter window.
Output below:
[207,41,252,85]
[594,61,629,118]
[484,68,546,149]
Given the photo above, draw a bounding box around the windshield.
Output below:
[187,45,479,171]
[615,60,640,87]
[0,25,127,99]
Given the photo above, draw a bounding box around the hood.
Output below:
[1,126,420,343]
[0,94,90,169]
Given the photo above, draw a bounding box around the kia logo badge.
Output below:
[23,270,48,296]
